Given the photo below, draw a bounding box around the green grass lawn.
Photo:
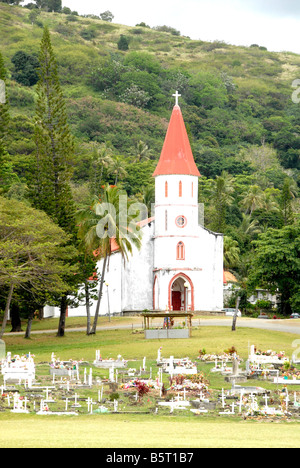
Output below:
[0,413,299,448]
[3,323,297,363]
[1,324,300,448]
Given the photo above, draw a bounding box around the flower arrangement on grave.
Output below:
[281,370,300,380]
[135,380,151,400]
[198,352,241,362]
[224,346,237,356]
[95,351,128,364]
[1,354,35,371]
[176,359,196,369]
[189,372,210,386]
[120,378,158,391]
[254,349,286,359]
[169,373,209,393]
[49,357,80,371]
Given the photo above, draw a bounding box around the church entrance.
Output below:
[169,273,194,311]
[172,291,182,311]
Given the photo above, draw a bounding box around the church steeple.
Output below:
[153,95,200,178]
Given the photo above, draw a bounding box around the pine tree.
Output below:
[32,27,78,336]
[32,26,75,234]
[0,52,10,191]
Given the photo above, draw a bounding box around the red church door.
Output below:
[172,291,181,311]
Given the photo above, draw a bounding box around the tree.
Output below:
[248,221,300,316]
[100,10,114,22]
[77,185,142,334]
[0,53,9,190]
[232,295,241,332]
[223,236,240,270]
[240,185,266,215]
[31,26,78,336]
[0,0,22,4]
[90,143,113,196]
[0,53,18,195]
[280,178,296,226]
[130,140,152,163]
[11,51,39,87]
[32,26,75,231]
[0,197,76,339]
[107,155,128,185]
[35,0,61,11]
[118,35,129,51]
[28,9,41,25]
[210,171,234,232]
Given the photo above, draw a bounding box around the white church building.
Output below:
[45,97,224,318]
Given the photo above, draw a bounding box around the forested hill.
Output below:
[1,3,299,226]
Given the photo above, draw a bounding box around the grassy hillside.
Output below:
[0,4,300,249]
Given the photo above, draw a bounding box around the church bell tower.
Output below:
[152,93,201,311]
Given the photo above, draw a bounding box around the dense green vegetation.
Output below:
[0,3,299,324]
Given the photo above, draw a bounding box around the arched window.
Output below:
[165,181,168,198]
[179,181,182,197]
[176,241,185,260]
[165,210,168,231]
[191,182,194,198]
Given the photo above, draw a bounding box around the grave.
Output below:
[93,351,128,369]
[162,356,197,376]
[223,356,248,384]
[158,394,190,411]
[1,353,35,385]
[230,384,268,395]
[273,375,300,385]
[248,345,289,367]
[49,354,79,378]
[11,394,29,414]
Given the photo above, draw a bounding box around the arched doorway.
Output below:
[168,273,194,311]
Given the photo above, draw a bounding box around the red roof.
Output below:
[153,105,201,177]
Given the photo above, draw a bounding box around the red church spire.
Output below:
[153,95,201,177]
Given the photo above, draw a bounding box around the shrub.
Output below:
[80,28,97,41]
[153,25,181,36]
[118,35,129,51]
[11,50,39,87]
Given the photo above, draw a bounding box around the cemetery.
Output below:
[1,336,300,427]
[1,320,300,448]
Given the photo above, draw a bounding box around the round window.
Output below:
[175,216,187,228]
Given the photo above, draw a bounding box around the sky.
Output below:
[61,0,300,54]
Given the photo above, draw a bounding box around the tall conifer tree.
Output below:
[32,27,78,336]
[32,26,75,233]
[0,52,10,191]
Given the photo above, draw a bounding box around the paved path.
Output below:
[4,318,300,336]
[197,318,300,335]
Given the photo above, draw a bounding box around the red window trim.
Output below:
[176,241,185,260]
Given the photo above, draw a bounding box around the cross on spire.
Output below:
[172,91,181,107]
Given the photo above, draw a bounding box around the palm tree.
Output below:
[77,185,142,334]
[107,156,128,185]
[131,140,152,163]
[240,185,265,215]
[93,143,113,192]
[141,185,155,218]
[238,213,261,239]
[223,236,240,270]
[263,191,280,214]
[280,177,298,225]
[211,171,234,232]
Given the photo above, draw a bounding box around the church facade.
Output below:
[45,98,224,318]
